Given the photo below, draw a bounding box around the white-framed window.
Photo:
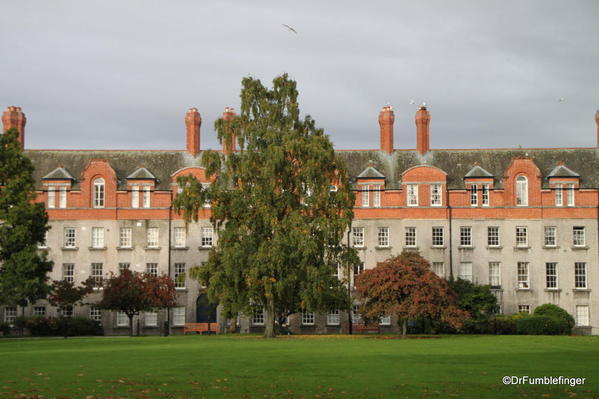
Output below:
[432,262,444,277]
[142,186,151,208]
[377,227,389,247]
[404,227,416,247]
[372,184,381,208]
[302,311,315,325]
[252,307,264,325]
[47,186,55,209]
[516,175,528,206]
[352,264,364,287]
[144,312,158,327]
[33,306,46,317]
[432,226,444,247]
[489,262,501,288]
[60,305,73,318]
[59,186,67,208]
[93,178,105,208]
[327,309,340,325]
[118,263,130,273]
[64,227,76,248]
[459,262,473,282]
[119,227,132,248]
[407,184,418,206]
[487,226,500,247]
[545,262,558,289]
[91,227,105,248]
[62,263,74,283]
[518,305,531,314]
[361,185,369,207]
[517,262,529,289]
[4,306,16,324]
[89,306,102,322]
[172,307,186,326]
[147,227,159,248]
[430,184,441,206]
[131,185,139,208]
[116,311,129,327]
[146,263,158,277]
[567,184,575,206]
[460,226,472,247]
[481,184,490,206]
[174,263,186,289]
[201,226,214,248]
[555,184,563,206]
[379,315,391,326]
[351,304,362,323]
[516,227,528,247]
[576,305,589,326]
[575,262,587,289]
[544,226,556,247]
[470,184,478,206]
[201,183,211,207]
[91,263,103,284]
[573,226,585,247]
[352,227,364,248]
[174,227,186,248]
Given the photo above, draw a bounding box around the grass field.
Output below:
[0,335,597,399]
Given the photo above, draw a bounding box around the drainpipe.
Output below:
[347,228,353,335]
[166,189,173,336]
[447,184,454,280]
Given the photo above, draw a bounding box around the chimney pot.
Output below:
[378,106,395,154]
[185,107,201,156]
[2,105,26,148]
[415,106,431,155]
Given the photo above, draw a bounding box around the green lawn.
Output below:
[0,335,597,399]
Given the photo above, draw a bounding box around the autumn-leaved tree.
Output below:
[355,251,469,337]
[48,277,96,313]
[0,128,53,307]
[174,74,357,338]
[97,270,177,336]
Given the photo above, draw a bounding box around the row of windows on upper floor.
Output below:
[350,225,588,249]
[43,226,214,250]
[358,180,577,208]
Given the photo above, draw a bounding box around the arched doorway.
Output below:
[196,294,217,324]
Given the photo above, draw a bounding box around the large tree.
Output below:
[355,252,469,337]
[97,270,177,336]
[174,74,357,338]
[0,128,53,306]
[48,277,96,312]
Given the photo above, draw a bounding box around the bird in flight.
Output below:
[282,24,298,34]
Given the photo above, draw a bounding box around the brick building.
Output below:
[1,105,598,335]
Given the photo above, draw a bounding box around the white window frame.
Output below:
[404,226,416,247]
[4,306,17,324]
[459,262,473,282]
[62,263,74,283]
[301,311,315,326]
[518,305,531,314]
[144,312,158,327]
[407,184,418,206]
[379,315,391,326]
[201,226,214,248]
[142,186,151,208]
[432,262,444,277]
[372,184,381,208]
[116,311,129,327]
[252,307,264,325]
[172,307,186,326]
[351,304,362,323]
[517,262,529,289]
[487,226,500,247]
[567,184,575,207]
[91,227,105,248]
[574,262,587,289]
[47,186,56,209]
[352,227,364,248]
[460,226,472,247]
[118,263,130,273]
[481,184,490,206]
[174,227,186,248]
[516,175,528,206]
[470,184,478,206]
[146,263,158,277]
[64,227,76,248]
[174,263,186,289]
[432,226,444,247]
[58,186,67,208]
[545,262,558,289]
[90,306,102,322]
[119,227,132,248]
[555,184,563,206]
[91,263,103,284]
[131,185,139,208]
[516,226,528,247]
[430,184,442,206]
[576,305,589,326]
[147,227,159,248]
[489,262,501,288]
[573,226,585,247]
[33,306,46,317]
[361,185,369,207]
[377,227,389,247]
[544,226,556,247]
[326,309,340,326]
[93,178,105,208]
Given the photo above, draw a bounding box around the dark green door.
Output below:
[196,294,217,323]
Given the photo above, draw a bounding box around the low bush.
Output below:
[534,304,574,334]
[494,315,518,335]
[25,317,103,337]
[516,315,566,335]
[0,322,11,336]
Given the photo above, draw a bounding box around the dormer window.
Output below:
[469,184,478,206]
[93,178,105,208]
[143,186,151,208]
[555,184,563,206]
[516,176,528,206]
[48,187,55,209]
[567,184,575,206]
[430,184,442,206]
[481,184,489,206]
[407,184,418,206]
[131,186,139,208]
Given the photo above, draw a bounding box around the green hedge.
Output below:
[494,315,518,335]
[24,317,103,337]
[533,304,574,334]
[515,315,567,335]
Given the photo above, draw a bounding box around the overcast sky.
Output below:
[1,1,598,151]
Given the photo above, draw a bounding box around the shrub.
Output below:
[533,304,574,335]
[0,322,11,336]
[25,317,103,337]
[494,315,518,335]
[516,315,566,335]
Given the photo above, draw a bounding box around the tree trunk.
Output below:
[129,314,134,337]
[401,318,407,338]
[227,316,238,334]
[263,296,276,338]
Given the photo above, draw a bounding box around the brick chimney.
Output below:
[222,107,236,155]
[378,106,394,154]
[2,106,26,148]
[595,109,599,148]
[415,106,430,155]
[185,107,201,156]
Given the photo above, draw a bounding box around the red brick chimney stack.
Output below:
[378,106,394,154]
[185,107,201,156]
[2,106,26,148]
[595,109,599,148]
[222,107,236,155]
[415,106,431,155]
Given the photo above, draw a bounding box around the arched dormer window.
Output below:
[93,178,105,208]
[516,175,528,206]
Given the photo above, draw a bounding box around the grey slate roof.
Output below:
[546,164,580,178]
[25,147,599,191]
[127,167,157,180]
[356,165,385,179]
[465,165,494,178]
[42,166,75,181]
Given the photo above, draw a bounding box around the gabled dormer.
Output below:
[127,167,157,209]
[546,162,580,207]
[356,162,385,208]
[42,165,75,209]
[464,163,494,207]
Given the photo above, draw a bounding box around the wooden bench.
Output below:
[183,322,218,335]
[350,323,380,334]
